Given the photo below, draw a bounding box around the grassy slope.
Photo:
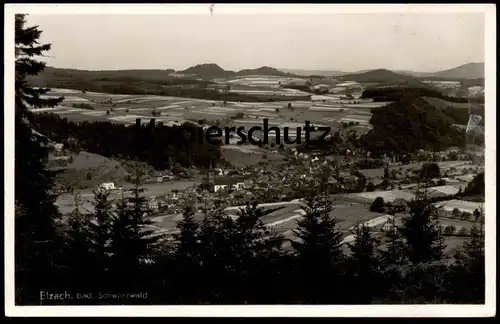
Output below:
[53,151,129,190]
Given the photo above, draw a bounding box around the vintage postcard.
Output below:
[4,3,496,317]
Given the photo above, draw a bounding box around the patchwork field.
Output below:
[32,89,390,142]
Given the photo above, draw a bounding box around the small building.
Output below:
[148,200,159,210]
[54,143,64,152]
[99,182,115,191]
[213,177,247,193]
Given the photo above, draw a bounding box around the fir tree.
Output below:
[174,204,201,262]
[347,223,382,303]
[108,166,159,297]
[399,186,446,264]
[87,189,114,291]
[450,207,485,303]
[63,191,97,299]
[291,194,344,303]
[232,202,284,303]
[380,216,405,266]
[15,14,65,305]
[197,200,234,303]
[169,204,202,303]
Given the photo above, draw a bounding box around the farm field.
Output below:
[342,182,470,204]
[221,145,283,167]
[33,88,390,146]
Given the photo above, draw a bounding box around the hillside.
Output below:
[52,151,129,190]
[180,63,235,79]
[361,86,484,104]
[361,96,467,154]
[393,70,434,77]
[31,67,177,83]
[28,66,207,90]
[32,113,223,171]
[431,63,484,79]
[181,64,293,79]
[337,69,425,86]
[236,66,290,77]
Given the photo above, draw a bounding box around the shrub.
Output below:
[437,179,446,186]
[443,225,456,236]
[460,212,471,221]
[452,208,461,218]
[370,197,385,213]
[72,103,94,110]
[366,182,375,192]
[420,162,441,180]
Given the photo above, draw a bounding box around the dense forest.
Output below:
[14,14,485,307]
[361,86,485,104]
[361,97,468,155]
[32,114,222,170]
[338,69,426,86]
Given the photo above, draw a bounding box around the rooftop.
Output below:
[213,176,247,186]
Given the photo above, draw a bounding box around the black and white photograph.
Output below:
[5,4,496,317]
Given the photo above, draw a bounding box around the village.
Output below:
[51,140,484,254]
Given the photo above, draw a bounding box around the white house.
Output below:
[99,182,116,191]
[214,177,247,192]
[148,198,159,210]
[349,214,395,231]
[54,143,64,152]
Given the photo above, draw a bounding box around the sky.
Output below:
[26,12,485,73]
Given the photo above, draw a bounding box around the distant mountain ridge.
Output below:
[179,63,294,79]
[337,69,425,86]
[278,62,485,80]
[41,62,484,82]
[430,62,484,79]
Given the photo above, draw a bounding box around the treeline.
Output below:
[283,84,312,92]
[361,97,467,155]
[422,77,485,87]
[32,113,222,170]
[33,78,309,102]
[18,180,485,305]
[29,67,310,102]
[361,86,485,104]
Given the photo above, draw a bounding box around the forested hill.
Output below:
[361,86,485,104]
[179,63,295,79]
[337,69,425,86]
[361,97,469,154]
[432,62,484,79]
[31,113,223,170]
